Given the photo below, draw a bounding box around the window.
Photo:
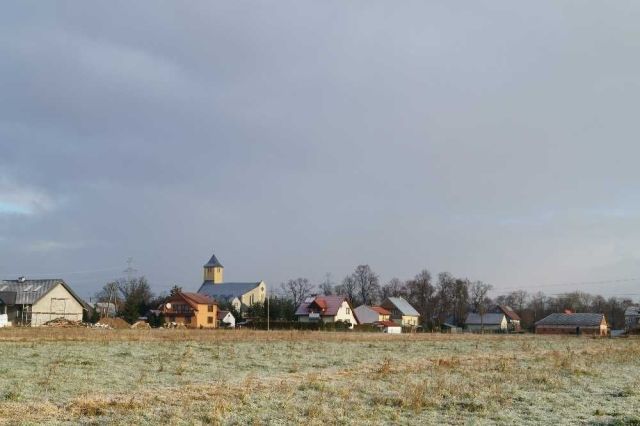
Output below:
[346,308,350,314]
[207,317,214,324]
[208,305,214,312]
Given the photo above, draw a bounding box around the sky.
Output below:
[2,2,640,301]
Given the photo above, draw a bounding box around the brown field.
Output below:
[0,329,638,425]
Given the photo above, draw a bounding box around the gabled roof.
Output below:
[295,295,349,317]
[168,292,216,311]
[625,306,640,316]
[0,279,88,309]
[382,297,420,317]
[198,281,262,301]
[182,292,216,306]
[217,310,233,320]
[465,313,506,325]
[535,313,606,327]
[204,254,223,268]
[0,291,16,305]
[497,305,521,321]
[371,306,391,316]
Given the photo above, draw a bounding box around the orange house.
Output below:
[161,292,218,328]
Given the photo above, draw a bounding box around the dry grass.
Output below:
[0,329,638,424]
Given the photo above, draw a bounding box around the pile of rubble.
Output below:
[131,321,151,329]
[43,318,88,328]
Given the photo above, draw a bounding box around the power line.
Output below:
[493,277,640,293]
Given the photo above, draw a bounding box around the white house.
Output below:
[380,297,420,327]
[295,295,358,328]
[0,278,87,326]
[218,310,235,328]
[465,313,508,332]
[625,306,640,332]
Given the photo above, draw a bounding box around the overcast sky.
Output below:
[2,2,640,300]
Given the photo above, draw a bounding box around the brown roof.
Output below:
[217,310,230,320]
[498,305,521,321]
[295,295,350,317]
[371,306,391,315]
[179,292,216,310]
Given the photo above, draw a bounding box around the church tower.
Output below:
[203,253,224,284]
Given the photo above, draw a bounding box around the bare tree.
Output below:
[352,264,380,306]
[95,281,123,317]
[406,269,435,327]
[319,273,335,296]
[335,275,358,304]
[435,272,455,323]
[469,281,493,333]
[381,278,407,299]
[280,278,314,307]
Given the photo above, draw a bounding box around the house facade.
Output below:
[535,313,608,336]
[295,295,358,327]
[218,310,235,328]
[161,292,218,328]
[380,297,420,327]
[0,278,86,326]
[625,306,640,332]
[354,305,391,324]
[197,253,266,312]
[492,305,521,332]
[465,313,508,332]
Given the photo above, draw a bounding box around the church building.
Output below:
[196,253,266,312]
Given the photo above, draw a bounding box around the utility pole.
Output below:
[124,257,137,282]
[267,287,270,331]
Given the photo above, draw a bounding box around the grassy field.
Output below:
[0,329,638,425]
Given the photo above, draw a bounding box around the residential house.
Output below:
[465,313,508,332]
[625,306,640,332]
[535,313,608,336]
[218,310,235,328]
[493,305,521,332]
[380,297,420,327]
[295,295,358,327]
[197,253,266,312]
[0,278,87,326]
[161,292,218,328]
[354,305,391,324]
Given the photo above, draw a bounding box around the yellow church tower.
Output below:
[203,253,224,284]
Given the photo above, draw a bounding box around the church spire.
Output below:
[203,253,224,283]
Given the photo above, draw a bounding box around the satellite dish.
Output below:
[165,303,172,309]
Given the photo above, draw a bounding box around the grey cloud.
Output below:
[1,1,640,299]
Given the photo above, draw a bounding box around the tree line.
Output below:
[93,266,635,330]
[278,265,635,330]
